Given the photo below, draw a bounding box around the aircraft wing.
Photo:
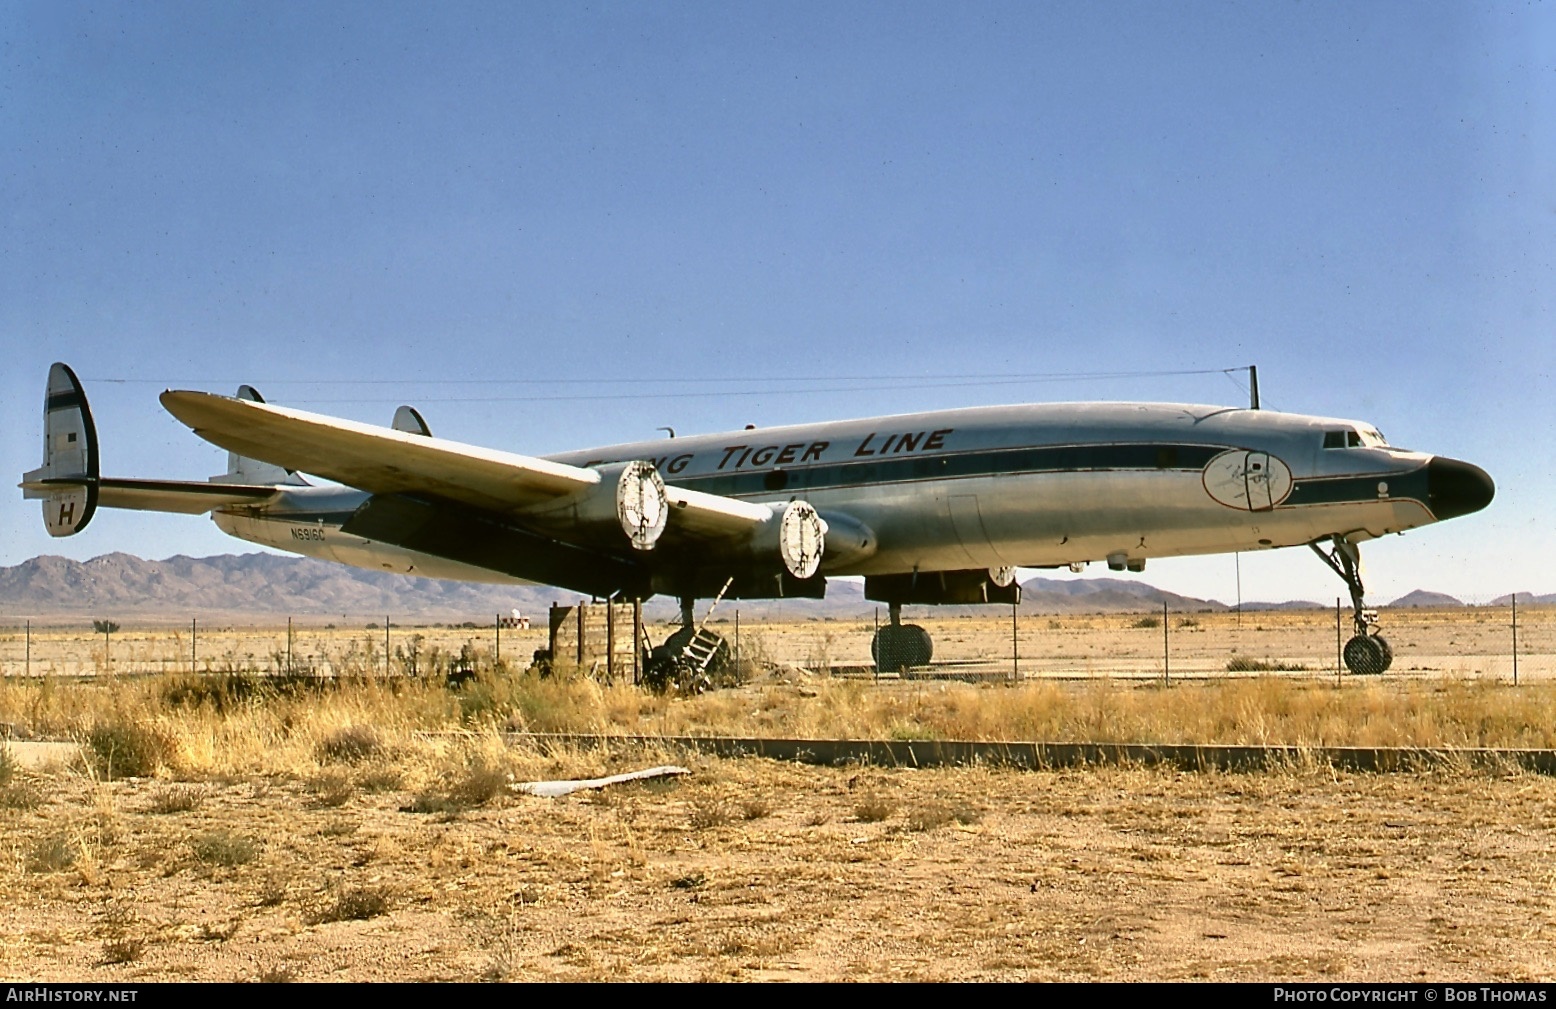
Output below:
[161,391,599,511]
[158,390,772,540]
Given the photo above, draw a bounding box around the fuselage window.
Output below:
[1323,430,1348,449]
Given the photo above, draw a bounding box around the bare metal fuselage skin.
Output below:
[214,401,1482,588]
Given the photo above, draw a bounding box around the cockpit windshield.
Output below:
[1323,427,1390,449]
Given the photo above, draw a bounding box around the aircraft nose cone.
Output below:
[1427,456,1494,521]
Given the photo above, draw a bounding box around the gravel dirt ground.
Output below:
[4,750,1555,982]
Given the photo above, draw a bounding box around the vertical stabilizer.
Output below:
[21,363,100,536]
[221,385,305,486]
[391,405,432,436]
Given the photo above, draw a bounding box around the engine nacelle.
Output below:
[519,459,668,551]
[748,500,826,579]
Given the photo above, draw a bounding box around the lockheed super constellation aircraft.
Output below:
[22,363,1493,676]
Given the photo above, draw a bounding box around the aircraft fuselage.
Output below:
[214,401,1490,588]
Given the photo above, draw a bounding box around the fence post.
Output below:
[385,616,390,676]
[191,617,197,674]
[1011,601,1019,683]
[25,619,30,677]
[633,598,642,686]
[1162,600,1169,687]
[495,613,501,665]
[1513,594,1519,686]
[607,600,616,682]
[1335,598,1342,686]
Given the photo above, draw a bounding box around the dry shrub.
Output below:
[101,936,144,964]
[0,778,44,810]
[149,784,205,814]
[405,756,508,814]
[316,725,383,764]
[904,803,955,832]
[307,768,355,808]
[256,874,289,907]
[853,794,896,823]
[318,817,358,837]
[355,764,403,792]
[197,920,240,942]
[310,886,391,924]
[191,829,258,867]
[86,719,175,779]
[28,833,76,873]
[688,799,732,830]
[448,758,509,807]
[95,901,143,963]
[739,798,773,820]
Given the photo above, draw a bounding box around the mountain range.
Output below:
[0,552,1540,624]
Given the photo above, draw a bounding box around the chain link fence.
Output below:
[1,601,1550,683]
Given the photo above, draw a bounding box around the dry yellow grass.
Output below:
[8,654,1556,762]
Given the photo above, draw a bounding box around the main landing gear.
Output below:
[644,594,731,695]
[1311,535,1393,676]
[871,603,933,672]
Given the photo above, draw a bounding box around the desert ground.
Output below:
[2,608,1556,982]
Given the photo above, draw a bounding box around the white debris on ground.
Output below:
[511,764,691,798]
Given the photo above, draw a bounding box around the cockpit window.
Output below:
[1323,427,1388,449]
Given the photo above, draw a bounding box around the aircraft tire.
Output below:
[1343,634,1390,676]
[872,624,933,672]
[1373,634,1394,672]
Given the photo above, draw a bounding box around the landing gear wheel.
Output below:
[1343,634,1392,676]
[872,623,933,672]
[1373,635,1393,671]
[643,627,730,695]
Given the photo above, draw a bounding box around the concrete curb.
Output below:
[504,733,1556,774]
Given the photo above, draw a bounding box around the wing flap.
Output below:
[159,391,599,512]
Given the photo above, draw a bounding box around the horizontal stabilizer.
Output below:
[97,478,280,514]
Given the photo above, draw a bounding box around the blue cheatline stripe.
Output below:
[242,511,359,525]
[45,390,86,412]
[235,452,1432,526]
[1285,468,1430,509]
[678,442,1230,497]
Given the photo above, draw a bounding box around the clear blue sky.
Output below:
[3,2,1551,605]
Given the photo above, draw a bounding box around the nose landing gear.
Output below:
[1311,535,1393,675]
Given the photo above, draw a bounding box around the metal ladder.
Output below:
[680,577,734,674]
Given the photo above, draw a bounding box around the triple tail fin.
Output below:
[19,365,288,535]
[20,363,100,536]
